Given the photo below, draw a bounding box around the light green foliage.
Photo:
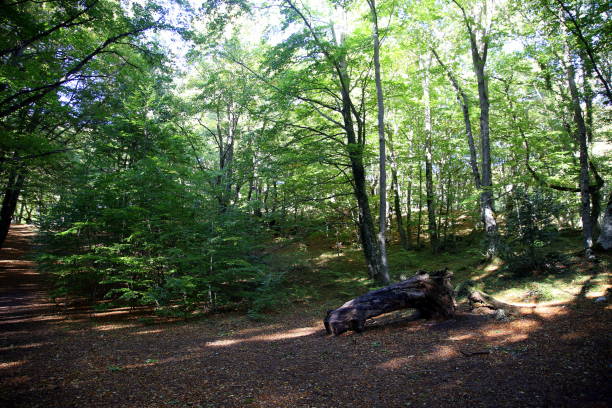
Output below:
[37,63,271,316]
[2,0,609,320]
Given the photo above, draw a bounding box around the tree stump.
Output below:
[324,269,456,336]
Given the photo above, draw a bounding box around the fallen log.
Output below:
[324,269,456,336]
[466,287,520,316]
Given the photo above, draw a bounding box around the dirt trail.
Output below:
[1,226,611,408]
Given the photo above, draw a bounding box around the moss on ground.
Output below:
[269,229,610,309]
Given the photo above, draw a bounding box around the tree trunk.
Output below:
[16,199,25,224]
[591,188,602,241]
[0,169,26,248]
[339,77,381,282]
[443,169,453,246]
[283,0,382,282]
[431,48,481,189]
[422,59,438,253]
[564,34,593,256]
[473,52,497,258]
[324,269,456,336]
[596,192,612,251]
[369,0,390,284]
[347,125,381,282]
[392,172,408,250]
[417,165,423,248]
[405,178,412,248]
[389,133,408,250]
[452,0,498,257]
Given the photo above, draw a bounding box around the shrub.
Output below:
[501,187,563,276]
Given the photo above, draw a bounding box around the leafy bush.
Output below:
[37,155,271,316]
[246,270,288,320]
[501,187,563,276]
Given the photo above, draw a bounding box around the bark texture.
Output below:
[389,133,408,250]
[452,0,498,257]
[324,269,456,336]
[421,58,438,253]
[431,48,481,189]
[0,170,26,248]
[563,27,594,256]
[283,0,382,281]
[369,0,390,284]
[596,192,612,251]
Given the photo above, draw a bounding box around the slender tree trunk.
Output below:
[443,166,453,246]
[596,191,612,250]
[564,36,593,256]
[338,72,381,281]
[405,178,412,248]
[422,59,438,253]
[17,200,25,224]
[582,60,601,240]
[25,205,33,224]
[271,180,278,213]
[582,61,594,143]
[389,133,408,250]
[474,56,497,257]
[345,124,381,281]
[431,48,481,188]
[417,165,423,248]
[437,171,444,236]
[392,171,408,250]
[0,169,26,248]
[263,182,269,214]
[368,0,390,284]
[591,189,602,240]
[254,180,263,217]
[453,0,498,257]
[284,0,381,280]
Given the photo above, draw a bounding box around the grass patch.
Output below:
[264,229,610,308]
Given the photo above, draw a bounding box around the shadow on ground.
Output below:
[1,225,610,408]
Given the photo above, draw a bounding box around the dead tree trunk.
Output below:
[324,269,456,336]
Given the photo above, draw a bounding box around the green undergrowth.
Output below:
[263,229,610,313]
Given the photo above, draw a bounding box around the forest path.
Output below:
[1,225,611,408]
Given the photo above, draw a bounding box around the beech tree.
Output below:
[6,0,607,313]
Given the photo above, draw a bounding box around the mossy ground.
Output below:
[265,229,610,314]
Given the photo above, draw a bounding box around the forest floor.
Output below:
[1,225,611,408]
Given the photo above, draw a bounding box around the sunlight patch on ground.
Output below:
[0,314,64,324]
[317,251,346,261]
[376,355,415,370]
[446,334,474,342]
[0,342,47,352]
[507,319,540,330]
[89,308,146,318]
[95,323,139,331]
[206,326,319,347]
[206,338,240,347]
[483,318,540,340]
[505,333,529,342]
[420,345,460,362]
[0,360,27,369]
[232,324,284,336]
[471,258,503,281]
[133,329,165,335]
[520,306,571,319]
[484,329,513,338]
